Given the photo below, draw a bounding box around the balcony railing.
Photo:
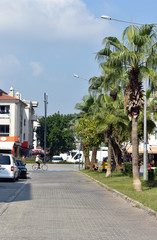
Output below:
[0,113,10,119]
[0,133,9,136]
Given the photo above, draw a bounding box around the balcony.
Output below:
[0,133,9,136]
[0,113,10,119]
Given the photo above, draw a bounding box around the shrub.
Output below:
[123,162,132,177]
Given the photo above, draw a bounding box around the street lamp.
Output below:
[101,15,143,25]
[73,74,88,81]
[101,15,157,25]
[101,16,153,180]
[44,93,48,164]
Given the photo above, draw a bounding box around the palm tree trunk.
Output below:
[132,117,142,191]
[83,142,90,169]
[106,137,112,177]
[91,146,97,170]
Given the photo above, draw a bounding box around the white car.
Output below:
[52,156,63,163]
[0,154,19,181]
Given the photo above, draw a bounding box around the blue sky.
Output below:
[1,0,157,116]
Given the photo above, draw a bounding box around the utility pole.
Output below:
[143,79,147,180]
[44,93,48,164]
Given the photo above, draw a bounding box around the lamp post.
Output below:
[101,15,155,180]
[44,93,48,164]
[101,15,157,25]
[73,74,88,170]
[73,74,88,81]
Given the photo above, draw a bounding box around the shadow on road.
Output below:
[0,180,32,203]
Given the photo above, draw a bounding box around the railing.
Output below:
[0,133,9,136]
[0,113,10,119]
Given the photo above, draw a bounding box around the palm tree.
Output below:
[89,73,129,173]
[93,91,128,176]
[75,94,103,169]
[96,24,157,190]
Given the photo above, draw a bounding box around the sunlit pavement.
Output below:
[1,166,157,239]
[27,163,84,171]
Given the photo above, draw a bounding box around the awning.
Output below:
[21,141,28,148]
[0,142,14,150]
[31,149,45,155]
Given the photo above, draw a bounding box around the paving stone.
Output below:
[0,170,157,240]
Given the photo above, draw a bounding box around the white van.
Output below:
[0,154,19,181]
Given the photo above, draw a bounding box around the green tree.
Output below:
[94,91,128,176]
[96,24,157,190]
[37,113,75,156]
[76,116,103,169]
[75,94,104,169]
[89,73,130,173]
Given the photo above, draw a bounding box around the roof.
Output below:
[0,90,27,106]
[0,89,8,96]
[0,92,19,100]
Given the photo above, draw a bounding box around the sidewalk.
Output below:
[26,163,84,171]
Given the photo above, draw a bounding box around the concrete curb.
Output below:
[81,172,157,218]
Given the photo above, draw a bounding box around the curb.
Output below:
[81,172,157,218]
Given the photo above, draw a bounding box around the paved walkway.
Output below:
[0,169,157,239]
[26,163,84,171]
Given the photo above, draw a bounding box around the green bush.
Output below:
[123,162,132,177]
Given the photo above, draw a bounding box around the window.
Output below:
[0,155,10,165]
[0,125,9,136]
[74,154,82,160]
[23,133,25,140]
[24,119,26,126]
[0,105,9,114]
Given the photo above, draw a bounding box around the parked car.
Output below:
[52,156,63,163]
[0,154,19,181]
[16,159,27,179]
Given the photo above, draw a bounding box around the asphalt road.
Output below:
[0,166,157,240]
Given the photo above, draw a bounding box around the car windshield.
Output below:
[0,155,10,165]
[16,160,25,166]
[53,157,62,160]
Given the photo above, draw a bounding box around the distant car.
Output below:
[52,156,63,163]
[0,154,19,181]
[16,159,27,179]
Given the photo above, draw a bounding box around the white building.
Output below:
[33,116,40,149]
[0,88,38,157]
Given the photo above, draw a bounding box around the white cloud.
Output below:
[0,0,111,43]
[30,61,43,76]
[0,55,20,76]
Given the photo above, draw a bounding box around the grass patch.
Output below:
[81,169,157,212]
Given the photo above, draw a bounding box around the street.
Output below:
[0,165,157,240]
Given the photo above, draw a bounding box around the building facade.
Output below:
[0,88,38,157]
